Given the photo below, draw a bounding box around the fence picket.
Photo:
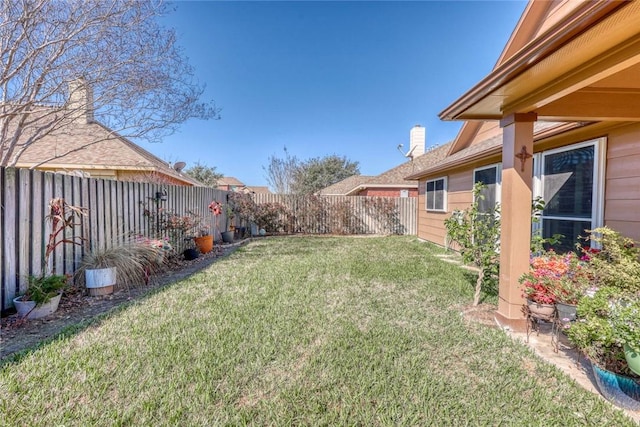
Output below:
[3,169,18,308]
[18,169,31,296]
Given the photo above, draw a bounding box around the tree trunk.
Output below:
[473,267,483,306]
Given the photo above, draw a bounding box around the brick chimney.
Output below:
[408,125,425,158]
[67,77,94,124]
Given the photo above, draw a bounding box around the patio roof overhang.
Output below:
[439,1,640,123]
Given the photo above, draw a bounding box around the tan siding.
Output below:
[604,220,640,243]
[606,153,640,180]
[416,170,473,244]
[605,200,640,223]
[470,122,501,146]
[604,125,640,242]
[605,176,640,200]
[534,0,577,38]
[606,123,640,158]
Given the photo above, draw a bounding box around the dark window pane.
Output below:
[543,219,591,253]
[474,167,497,214]
[474,167,497,186]
[426,179,444,210]
[543,146,594,218]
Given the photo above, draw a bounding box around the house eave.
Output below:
[439,1,634,121]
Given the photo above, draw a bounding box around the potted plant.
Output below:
[565,227,640,410]
[610,297,640,376]
[13,198,86,319]
[551,252,590,324]
[13,274,68,319]
[182,236,200,260]
[519,252,560,319]
[194,225,213,254]
[221,203,235,243]
[75,239,168,293]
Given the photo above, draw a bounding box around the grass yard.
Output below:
[0,236,634,425]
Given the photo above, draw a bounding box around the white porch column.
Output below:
[496,112,536,328]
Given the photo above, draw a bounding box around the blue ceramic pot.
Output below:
[592,364,640,410]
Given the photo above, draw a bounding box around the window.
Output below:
[425,177,446,211]
[473,164,501,214]
[533,139,605,252]
[400,189,409,198]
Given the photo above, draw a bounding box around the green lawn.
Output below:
[0,236,634,425]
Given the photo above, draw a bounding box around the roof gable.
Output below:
[448,1,561,155]
[14,119,198,185]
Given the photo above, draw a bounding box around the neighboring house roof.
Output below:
[318,175,374,196]
[246,186,271,194]
[318,141,453,196]
[14,119,201,186]
[217,176,245,187]
[375,142,451,186]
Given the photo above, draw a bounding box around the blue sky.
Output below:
[141,0,527,188]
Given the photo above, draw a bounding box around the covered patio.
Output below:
[439,1,640,327]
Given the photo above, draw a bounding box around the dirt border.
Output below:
[0,240,247,361]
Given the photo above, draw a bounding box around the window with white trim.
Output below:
[425,177,447,212]
[532,138,605,252]
[473,164,501,214]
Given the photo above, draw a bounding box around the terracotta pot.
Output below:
[526,299,556,319]
[194,235,214,254]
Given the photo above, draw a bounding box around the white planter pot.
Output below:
[13,293,62,319]
[85,267,117,296]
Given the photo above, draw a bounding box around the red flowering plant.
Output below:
[519,250,590,305]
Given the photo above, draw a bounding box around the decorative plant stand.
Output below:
[524,302,560,353]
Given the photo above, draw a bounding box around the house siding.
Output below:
[604,123,640,242]
[417,169,473,246]
[416,122,640,249]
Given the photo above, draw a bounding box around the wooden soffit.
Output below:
[440,1,640,122]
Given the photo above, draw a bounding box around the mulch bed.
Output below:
[0,240,246,361]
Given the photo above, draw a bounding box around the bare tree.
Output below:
[263,146,299,194]
[0,0,220,167]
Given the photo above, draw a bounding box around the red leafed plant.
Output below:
[519,250,589,305]
[44,198,87,273]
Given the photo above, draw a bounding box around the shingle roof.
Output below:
[217,176,245,187]
[372,142,452,184]
[317,142,453,195]
[318,175,374,195]
[247,186,271,194]
[406,121,564,179]
[13,118,200,185]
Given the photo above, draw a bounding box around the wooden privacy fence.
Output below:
[0,167,229,312]
[253,194,417,236]
[0,167,418,312]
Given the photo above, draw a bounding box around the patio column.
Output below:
[496,112,536,329]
